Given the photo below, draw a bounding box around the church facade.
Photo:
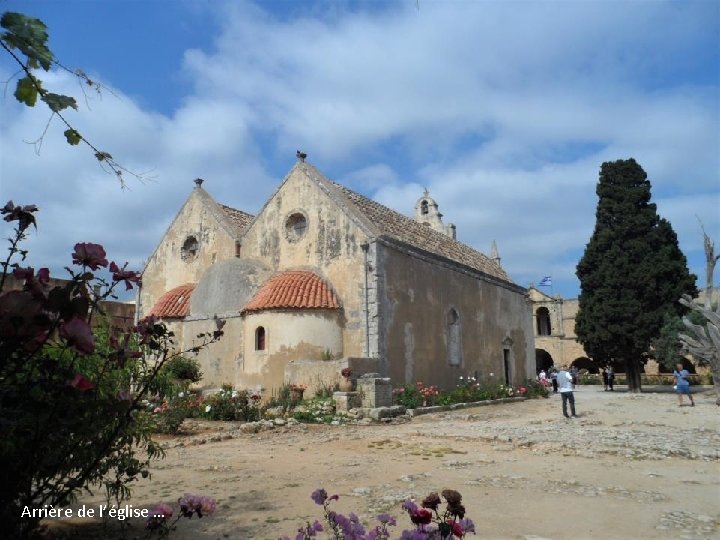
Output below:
[138,161,535,392]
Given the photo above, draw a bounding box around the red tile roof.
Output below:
[219,204,254,235]
[149,283,196,318]
[242,271,341,314]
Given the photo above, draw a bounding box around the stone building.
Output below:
[528,287,719,375]
[138,161,535,392]
[528,286,590,372]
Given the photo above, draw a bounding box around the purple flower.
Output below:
[311,488,328,505]
[402,499,418,513]
[459,518,476,534]
[376,513,396,526]
[60,317,95,355]
[178,493,217,518]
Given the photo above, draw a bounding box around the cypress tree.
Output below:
[575,158,697,392]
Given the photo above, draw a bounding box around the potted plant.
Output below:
[339,367,353,392]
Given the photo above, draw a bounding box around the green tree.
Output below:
[575,158,697,392]
[652,311,706,371]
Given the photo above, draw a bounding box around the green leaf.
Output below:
[94,151,113,162]
[64,129,82,146]
[1,12,53,70]
[14,76,38,107]
[41,92,78,113]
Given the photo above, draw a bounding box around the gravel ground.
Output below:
[48,386,719,539]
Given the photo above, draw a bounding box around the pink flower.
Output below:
[178,493,217,518]
[67,373,95,392]
[145,503,173,530]
[60,317,95,354]
[447,520,464,538]
[109,261,141,291]
[2,200,38,231]
[72,243,108,270]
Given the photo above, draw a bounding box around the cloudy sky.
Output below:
[1,0,718,299]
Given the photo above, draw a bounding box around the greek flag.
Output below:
[539,276,552,287]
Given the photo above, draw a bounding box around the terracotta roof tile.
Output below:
[242,271,340,314]
[219,204,254,235]
[330,181,511,282]
[149,283,196,318]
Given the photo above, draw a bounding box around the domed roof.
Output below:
[190,258,271,316]
[149,283,196,318]
[241,270,341,314]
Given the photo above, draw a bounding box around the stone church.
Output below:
[138,160,535,392]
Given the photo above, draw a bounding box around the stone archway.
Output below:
[535,349,554,374]
[571,356,597,373]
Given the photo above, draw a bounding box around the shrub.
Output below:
[0,203,225,537]
[162,355,203,383]
[202,386,262,421]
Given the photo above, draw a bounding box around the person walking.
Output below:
[673,363,694,407]
[570,365,579,387]
[602,367,609,391]
[607,366,615,391]
[538,370,547,387]
[550,368,558,393]
[557,365,577,419]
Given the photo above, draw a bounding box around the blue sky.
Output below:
[1,0,718,300]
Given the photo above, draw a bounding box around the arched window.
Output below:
[536,307,552,336]
[255,326,266,351]
[181,236,199,261]
[448,308,461,366]
[420,200,429,215]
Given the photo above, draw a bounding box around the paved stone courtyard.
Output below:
[54,387,719,539]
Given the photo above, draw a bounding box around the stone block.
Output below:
[358,374,393,408]
[333,391,361,412]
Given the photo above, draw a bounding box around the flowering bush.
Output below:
[341,367,353,378]
[395,377,545,409]
[145,493,217,538]
[0,202,225,537]
[286,488,475,539]
[200,385,263,421]
[393,381,439,408]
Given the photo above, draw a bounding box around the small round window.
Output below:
[285,212,308,242]
[181,236,199,261]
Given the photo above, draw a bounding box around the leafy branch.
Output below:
[1,11,147,187]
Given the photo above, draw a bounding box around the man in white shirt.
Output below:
[557,365,577,419]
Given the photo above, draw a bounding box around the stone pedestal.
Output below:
[358,373,393,408]
[333,391,361,412]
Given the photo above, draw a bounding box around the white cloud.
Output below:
[1,0,717,298]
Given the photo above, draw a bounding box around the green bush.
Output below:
[162,355,203,383]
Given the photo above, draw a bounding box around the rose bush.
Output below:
[0,202,224,537]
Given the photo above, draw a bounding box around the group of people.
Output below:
[540,362,696,419]
[538,366,579,394]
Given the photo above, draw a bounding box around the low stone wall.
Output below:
[285,357,380,397]
[407,396,527,417]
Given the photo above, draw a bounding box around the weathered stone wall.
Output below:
[528,288,590,368]
[181,315,244,388]
[284,357,380,397]
[241,311,344,392]
[139,187,238,319]
[239,168,371,358]
[377,243,534,389]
